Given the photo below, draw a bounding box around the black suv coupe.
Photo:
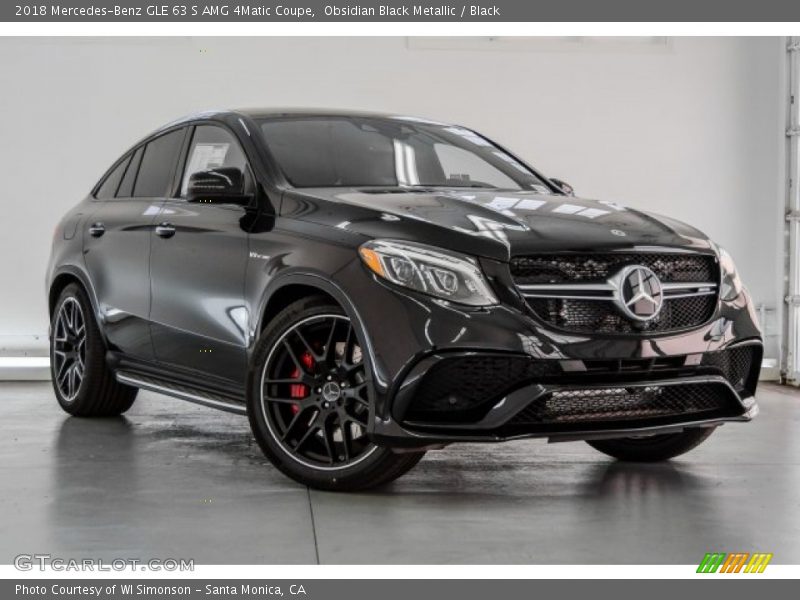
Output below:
[47,109,762,490]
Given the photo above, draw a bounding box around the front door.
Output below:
[148,124,252,384]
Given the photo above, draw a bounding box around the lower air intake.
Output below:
[405,355,561,423]
[701,345,760,392]
[509,382,738,425]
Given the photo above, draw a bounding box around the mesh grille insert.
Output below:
[509,382,737,425]
[528,294,716,334]
[511,253,717,284]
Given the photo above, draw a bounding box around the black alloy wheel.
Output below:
[248,297,425,491]
[52,296,87,402]
[50,283,137,416]
[260,313,376,469]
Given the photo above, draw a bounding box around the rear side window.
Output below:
[95,155,131,199]
[117,147,143,198]
[132,129,185,198]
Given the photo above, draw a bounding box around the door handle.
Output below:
[155,223,176,238]
[88,223,105,237]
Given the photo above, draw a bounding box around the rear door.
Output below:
[83,128,186,361]
[148,123,252,384]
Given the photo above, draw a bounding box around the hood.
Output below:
[281,188,715,262]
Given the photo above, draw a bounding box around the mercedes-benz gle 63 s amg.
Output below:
[47,109,762,490]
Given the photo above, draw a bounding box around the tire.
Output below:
[50,283,137,417]
[247,296,425,491]
[586,427,716,462]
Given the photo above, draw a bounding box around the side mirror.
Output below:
[550,178,575,196]
[186,167,250,205]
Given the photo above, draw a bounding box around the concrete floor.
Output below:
[0,381,798,564]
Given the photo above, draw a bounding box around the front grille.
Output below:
[528,294,716,334]
[405,355,561,423]
[509,382,738,426]
[512,252,719,334]
[511,253,716,285]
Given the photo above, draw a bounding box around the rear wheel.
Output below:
[248,297,424,491]
[50,283,137,416]
[586,427,716,462]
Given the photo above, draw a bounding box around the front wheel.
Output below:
[586,427,716,462]
[247,297,424,491]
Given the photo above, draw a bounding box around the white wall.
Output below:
[0,37,785,359]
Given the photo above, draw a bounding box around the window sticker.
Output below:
[182,143,230,195]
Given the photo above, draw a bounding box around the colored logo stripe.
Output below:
[697,553,726,573]
[697,552,772,573]
[720,553,748,573]
[744,553,773,573]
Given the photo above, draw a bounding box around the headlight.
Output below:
[358,240,498,306]
[719,247,743,301]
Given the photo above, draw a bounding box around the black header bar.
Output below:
[4,0,800,22]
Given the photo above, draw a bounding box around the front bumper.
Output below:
[332,258,763,448]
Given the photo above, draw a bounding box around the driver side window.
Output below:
[180,125,251,198]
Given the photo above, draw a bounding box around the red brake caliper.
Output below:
[289,351,314,414]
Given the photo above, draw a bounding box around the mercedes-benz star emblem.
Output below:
[321,381,342,403]
[613,265,663,321]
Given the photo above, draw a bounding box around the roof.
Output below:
[234,107,445,123]
[158,108,450,128]
[147,108,453,144]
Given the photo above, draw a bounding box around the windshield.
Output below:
[259,116,553,192]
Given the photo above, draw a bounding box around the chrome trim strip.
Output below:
[662,290,717,299]
[661,281,717,290]
[116,372,247,415]
[522,293,612,301]
[613,246,709,254]
[518,281,717,292]
[517,283,614,292]
[519,280,718,301]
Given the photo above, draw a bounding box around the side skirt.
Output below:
[115,371,247,415]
